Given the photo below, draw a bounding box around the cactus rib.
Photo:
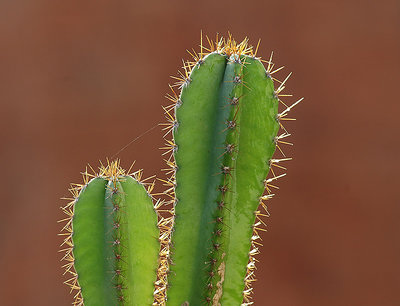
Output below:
[160,34,302,305]
[59,160,159,306]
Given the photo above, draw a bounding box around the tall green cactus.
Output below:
[161,35,302,305]
[60,34,302,306]
[59,160,160,306]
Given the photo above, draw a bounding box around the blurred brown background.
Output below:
[0,0,399,305]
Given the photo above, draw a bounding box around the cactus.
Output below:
[160,34,302,305]
[59,160,160,306]
[60,34,302,306]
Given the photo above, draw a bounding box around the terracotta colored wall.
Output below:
[0,1,399,305]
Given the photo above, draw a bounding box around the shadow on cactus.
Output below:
[59,34,302,306]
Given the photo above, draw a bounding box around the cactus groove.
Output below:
[161,34,302,305]
[59,160,159,306]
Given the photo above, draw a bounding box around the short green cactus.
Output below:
[59,160,160,305]
[60,34,302,306]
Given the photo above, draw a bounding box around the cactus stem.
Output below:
[157,34,302,305]
[59,159,160,306]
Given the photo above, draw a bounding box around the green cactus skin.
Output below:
[60,160,159,306]
[161,36,299,305]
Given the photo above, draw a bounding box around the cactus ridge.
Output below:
[59,159,159,306]
[160,33,302,305]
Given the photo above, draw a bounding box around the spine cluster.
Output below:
[60,181,85,306]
